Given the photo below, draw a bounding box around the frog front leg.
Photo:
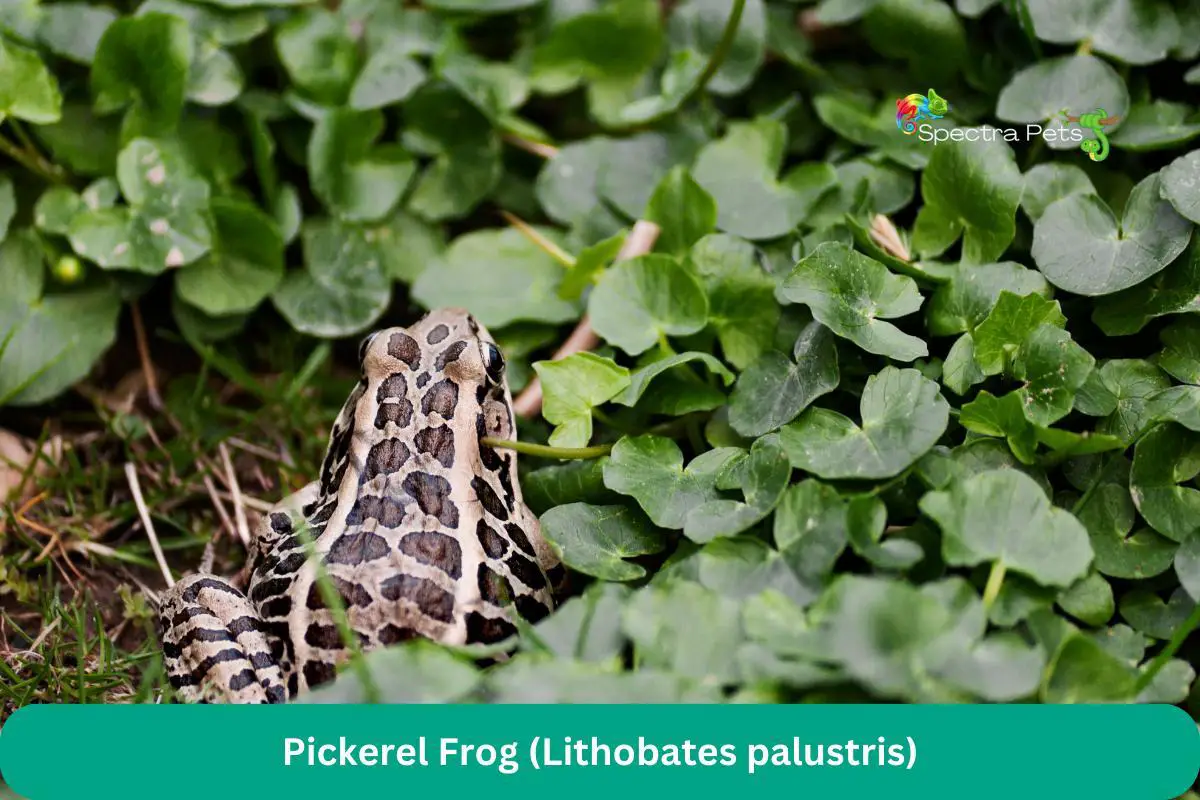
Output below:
[158,574,288,704]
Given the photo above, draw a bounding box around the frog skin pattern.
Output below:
[157,308,565,703]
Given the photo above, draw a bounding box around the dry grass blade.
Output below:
[123,462,174,588]
[218,442,252,548]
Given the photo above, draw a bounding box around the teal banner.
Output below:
[1,704,1197,798]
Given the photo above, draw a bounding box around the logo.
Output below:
[896,89,949,134]
[1055,108,1120,162]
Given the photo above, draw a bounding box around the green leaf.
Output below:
[644,166,717,257]
[1075,359,1171,443]
[861,0,967,83]
[912,133,1023,263]
[972,291,1067,376]
[174,197,283,316]
[1092,238,1200,335]
[1145,385,1200,432]
[588,254,709,356]
[691,118,816,241]
[1129,423,1200,542]
[300,641,479,704]
[689,233,779,369]
[1042,633,1137,703]
[1027,0,1180,65]
[683,435,791,543]
[959,391,1039,464]
[0,232,121,406]
[37,2,116,65]
[69,138,212,274]
[274,8,358,105]
[1155,317,1200,384]
[779,242,927,362]
[1011,324,1095,426]
[621,580,743,682]
[1076,481,1178,580]
[1057,572,1114,627]
[667,0,765,96]
[613,351,734,408]
[780,367,949,479]
[602,436,742,529]
[597,128,705,219]
[91,13,190,133]
[921,469,1093,588]
[0,176,19,238]
[1174,533,1200,603]
[1111,101,1200,151]
[773,480,849,587]
[412,227,578,329]
[539,503,666,582]
[534,137,612,228]
[1161,149,1200,224]
[531,0,663,91]
[995,54,1129,152]
[31,104,120,177]
[1032,172,1193,296]
[1019,163,1096,223]
[0,35,61,124]
[942,334,986,395]
[1120,588,1196,640]
[927,261,1051,336]
[728,321,839,437]
[535,353,631,448]
[309,109,415,223]
[271,219,391,338]
[349,50,426,110]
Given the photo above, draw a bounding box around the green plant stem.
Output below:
[481,437,612,459]
[623,0,746,130]
[1134,599,1200,693]
[982,560,1007,610]
[0,125,66,185]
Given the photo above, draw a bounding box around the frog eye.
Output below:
[482,341,505,384]
[357,332,379,364]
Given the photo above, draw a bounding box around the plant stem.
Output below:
[982,560,1007,610]
[0,131,66,185]
[481,437,612,459]
[1134,599,1200,694]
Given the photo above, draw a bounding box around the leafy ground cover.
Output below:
[1,0,1200,725]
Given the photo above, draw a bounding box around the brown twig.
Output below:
[501,132,559,159]
[129,303,163,411]
[218,442,252,548]
[512,220,662,419]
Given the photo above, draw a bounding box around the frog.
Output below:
[156,308,564,703]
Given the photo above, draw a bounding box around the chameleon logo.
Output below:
[896,89,949,134]
[1058,108,1120,162]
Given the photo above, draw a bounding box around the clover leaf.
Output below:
[779,242,927,362]
[1092,238,1200,334]
[995,54,1129,152]
[535,353,631,448]
[308,109,416,223]
[540,503,667,582]
[912,134,1023,264]
[927,261,1050,336]
[1026,0,1180,66]
[780,367,948,479]
[92,12,190,133]
[1129,423,1200,542]
[1032,172,1193,296]
[1011,324,1095,426]
[602,436,742,529]
[1076,482,1177,580]
[921,469,1093,588]
[1161,149,1200,224]
[683,435,791,543]
[689,233,779,369]
[0,35,62,124]
[174,198,284,317]
[588,254,709,356]
[727,320,839,437]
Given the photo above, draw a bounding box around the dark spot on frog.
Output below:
[364,438,411,481]
[376,373,407,402]
[475,520,508,559]
[387,332,421,370]
[379,574,455,623]
[269,513,293,534]
[505,522,537,558]
[426,324,449,344]
[375,398,414,430]
[324,530,391,565]
[435,340,469,370]
[415,425,455,468]
[346,495,407,529]
[377,624,419,645]
[305,577,373,610]
[465,611,517,644]
[421,379,458,418]
[398,531,462,579]
[402,472,459,528]
[416,372,431,388]
[505,551,548,591]
[302,659,337,689]
[515,595,551,623]
[478,563,514,606]
[303,623,344,650]
[472,476,508,521]
[250,577,292,604]
[260,596,293,619]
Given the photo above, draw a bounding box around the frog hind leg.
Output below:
[158,574,288,704]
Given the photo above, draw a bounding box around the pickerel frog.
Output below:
[158,308,563,703]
